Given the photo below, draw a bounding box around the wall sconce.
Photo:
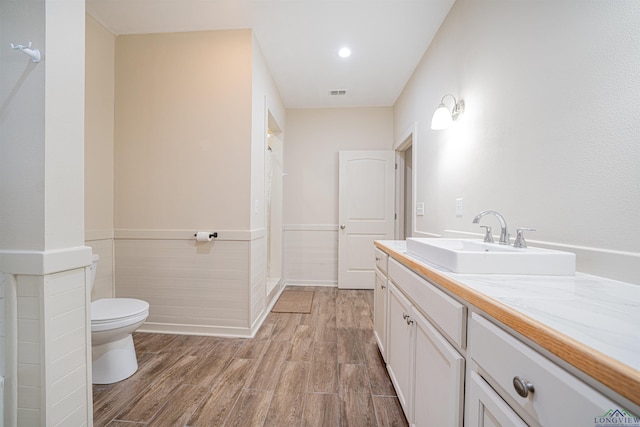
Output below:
[431,94,465,130]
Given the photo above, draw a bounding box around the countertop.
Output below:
[375,240,640,408]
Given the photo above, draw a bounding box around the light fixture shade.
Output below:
[431,104,453,130]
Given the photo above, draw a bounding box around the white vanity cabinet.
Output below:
[374,248,389,361]
[374,269,388,361]
[385,258,466,427]
[373,244,637,427]
[468,313,618,427]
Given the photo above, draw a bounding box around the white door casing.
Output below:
[338,150,395,289]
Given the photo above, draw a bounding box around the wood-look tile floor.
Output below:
[92,287,408,427]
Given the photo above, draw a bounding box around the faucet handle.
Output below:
[513,228,535,248]
[479,225,494,243]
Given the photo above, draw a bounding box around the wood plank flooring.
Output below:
[92,287,408,426]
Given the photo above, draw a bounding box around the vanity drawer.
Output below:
[375,248,388,274]
[388,258,466,349]
[469,313,617,427]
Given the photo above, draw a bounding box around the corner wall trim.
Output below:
[0,246,93,275]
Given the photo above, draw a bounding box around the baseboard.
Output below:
[284,281,338,287]
[137,323,254,338]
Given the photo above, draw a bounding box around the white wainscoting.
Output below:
[283,224,338,286]
[43,268,91,426]
[250,236,268,327]
[13,267,91,425]
[114,229,270,337]
[0,274,5,423]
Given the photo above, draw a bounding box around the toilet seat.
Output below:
[91,298,149,332]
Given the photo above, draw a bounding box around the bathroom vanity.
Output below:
[374,240,640,427]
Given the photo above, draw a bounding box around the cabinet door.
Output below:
[467,371,528,427]
[387,282,414,419]
[374,270,388,361]
[412,307,465,427]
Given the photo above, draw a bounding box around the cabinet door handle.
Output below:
[381,284,386,289]
[402,312,410,320]
[340,224,346,230]
[513,376,535,398]
[406,317,414,325]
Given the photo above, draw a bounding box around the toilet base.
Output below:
[92,333,139,384]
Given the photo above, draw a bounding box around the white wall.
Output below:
[85,15,116,300]
[283,107,393,285]
[113,30,253,335]
[114,30,253,232]
[394,0,640,283]
[111,30,286,335]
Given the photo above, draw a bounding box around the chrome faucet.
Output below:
[472,210,509,245]
[513,228,536,248]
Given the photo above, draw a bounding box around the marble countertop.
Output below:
[375,240,640,407]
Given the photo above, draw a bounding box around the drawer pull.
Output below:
[513,376,535,398]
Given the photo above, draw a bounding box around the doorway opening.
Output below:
[265,113,283,299]
[395,127,415,240]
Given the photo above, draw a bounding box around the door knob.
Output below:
[340,224,346,230]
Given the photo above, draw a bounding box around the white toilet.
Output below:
[89,255,149,384]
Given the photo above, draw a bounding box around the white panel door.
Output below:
[338,150,395,289]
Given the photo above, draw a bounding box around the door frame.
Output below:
[394,123,417,240]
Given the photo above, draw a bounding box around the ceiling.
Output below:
[86,0,455,109]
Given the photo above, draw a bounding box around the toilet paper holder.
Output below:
[194,232,218,239]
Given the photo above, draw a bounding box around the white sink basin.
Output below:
[405,238,576,275]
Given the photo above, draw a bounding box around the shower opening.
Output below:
[265,123,283,298]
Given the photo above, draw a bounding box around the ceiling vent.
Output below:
[329,89,347,96]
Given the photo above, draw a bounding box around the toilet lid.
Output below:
[91,298,149,323]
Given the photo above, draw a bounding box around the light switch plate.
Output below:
[416,202,425,216]
[455,198,463,217]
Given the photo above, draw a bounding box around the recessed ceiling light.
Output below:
[338,47,351,58]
